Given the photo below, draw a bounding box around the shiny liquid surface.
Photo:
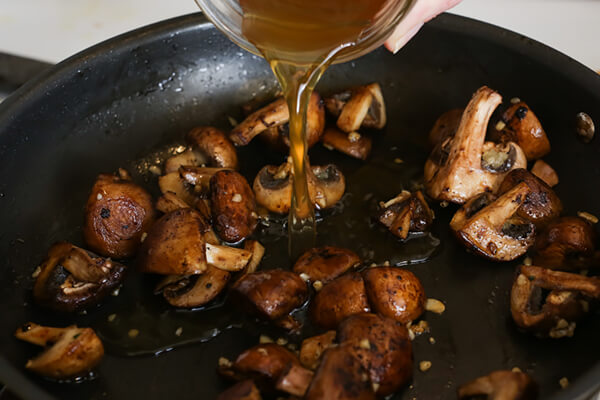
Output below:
[240,0,391,257]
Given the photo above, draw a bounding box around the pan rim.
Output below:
[0,11,598,400]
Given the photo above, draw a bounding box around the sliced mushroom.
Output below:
[138,208,251,275]
[164,149,206,175]
[425,86,527,204]
[310,272,371,329]
[83,172,155,258]
[155,191,191,214]
[493,101,550,161]
[497,169,562,226]
[254,160,346,213]
[219,343,301,391]
[158,166,225,211]
[362,267,426,324]
[321,126,372,160]
[216,380,262,400]
[299,331,337,370]
[457,370,538,400]
[210,170,258,243]
[511,265,600,337]
[450,182,535,261]
[15,323,104,379]
[530,160,559,187]
[427,108,463,149]
[533,216,597,271]
[378,190,434,240]
[338,313,413,396]
[293,246,360,284]
[230,93,325,147]
[275,362,314,397]
[305,343,375,400]
[230,269,308,330]
[187,126,239,169]
[240,240,265,276]
[325,83,386,131]
[158,171,200,207]
[33,242,126,313]
[155,265,230,308]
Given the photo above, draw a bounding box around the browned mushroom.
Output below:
[155,191,192,214]
[240,240,266,276]
[324,83,386,132]
[427,108,463,149]
[530,160,559,187]
[377,190,434,240]
[15,323,104,379]
[510,265,600,337]
[158,166,225,212]
[230,269,308,330]
[338,313,413,396]
[310,272,371,329]
[293,246,360,284]
[321,126,372,160]
[425,86,527,204]
[216,380,262,400]
[275,362,314,397]
[155,265,230,308]
[457,370,538,400]
[450,182,535,261]
[33,242,126,313]
[138,208,252,275]
[492,101,550,161]
[532,216,597,271]
[164,127,238,173]
[299,331,337,370]
[230,93,325,147]
[497,169,562,226]
[305,344,375,400]
[210,170,258,243]
[253,160,346,213]
[362,267,426,324]
[83,172,155,258]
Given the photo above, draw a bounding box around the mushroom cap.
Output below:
[83,173,155,258]
[157,265,230,308]
[33,242,126,313]
[307,164,346,210]
[321,126,372,160]
[15,323,104,379]
[216,380,261,400]
[253,163,293,214]
[457,370,538,400]
[326,83,387,132]
[187,126,239,169]
[299,331,337,370]
[293,246,360,284]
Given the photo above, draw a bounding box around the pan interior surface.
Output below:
[0,13,599,400]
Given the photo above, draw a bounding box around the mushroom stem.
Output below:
[275,363,314,397]
[205,243,253,272]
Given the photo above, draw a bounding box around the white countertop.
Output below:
[0,0,599,71]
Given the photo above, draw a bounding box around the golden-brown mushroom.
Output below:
[155,191,192,214]
[321,126,372,160]
[530,160,559,187]
[230,269,308,330]
[310,272,371,329]
[427,108,463,149]
[492,101,550,161]
[239,240,266,276]
[307,164,346,210]
[293,246,360,284]
[275,362,314,397]
[305,344,376,400]
[377,190,434,240]
[338,313,413,396]
[83,172,155,258]
[362,267,426,324]
[424,86,527,204]
[299,331,337,370]
[510,265,600,337]
[155,265,230,308]
[33,242,126,313]
[216,380,262,400]
[230,93,325,147]
[497,169,562,226]
[15,323,104,379]
[325,83,386,132]
[210,170,258,243]
[450,183,535,261]
[532,216,597,271]
[138,208,251,275]
[457,370,538,400]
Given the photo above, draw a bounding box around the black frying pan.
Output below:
[0,13,599,400]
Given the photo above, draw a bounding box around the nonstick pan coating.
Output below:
[0,13,599,400]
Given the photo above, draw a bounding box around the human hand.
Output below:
[385,0,463,53]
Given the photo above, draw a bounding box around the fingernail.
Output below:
[392,22,424,54]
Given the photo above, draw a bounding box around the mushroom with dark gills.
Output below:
[324,83,387,132]
[425,86,527,204]
[33,242,126,313]
[377,190,434,240]
[510,265,600,338]
[457,370,538,400]
[83,170,155,259]
[15,323,104,379]
[450,182,535,261]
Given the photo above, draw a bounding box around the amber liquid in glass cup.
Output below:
[195,0,416,258]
